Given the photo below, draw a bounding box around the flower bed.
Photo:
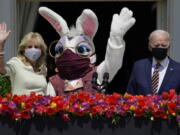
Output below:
[0,89,179,126]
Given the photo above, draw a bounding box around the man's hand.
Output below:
[110,7,135,46]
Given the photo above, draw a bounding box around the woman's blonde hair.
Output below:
[17,32,47,72]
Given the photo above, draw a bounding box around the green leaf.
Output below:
[0,76,11,97]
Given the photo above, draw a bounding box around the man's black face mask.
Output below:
[152,48,168,60]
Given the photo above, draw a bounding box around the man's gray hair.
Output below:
[148,29,170,41]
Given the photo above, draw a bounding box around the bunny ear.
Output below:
[76,9,98,39]
[39,7,69,37]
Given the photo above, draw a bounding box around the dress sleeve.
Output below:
[5,58,18,76]
[97,38,125,84]
[46,82,56,96]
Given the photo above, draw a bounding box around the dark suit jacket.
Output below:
[127,58,180,95]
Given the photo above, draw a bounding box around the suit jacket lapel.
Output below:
[159,59,174,93]
[145,58,152,94]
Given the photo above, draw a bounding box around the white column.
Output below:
[156,0,167,30]
[0,0,17,61]
[167,0,180,62]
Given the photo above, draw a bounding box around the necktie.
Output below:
[152,63,161,94]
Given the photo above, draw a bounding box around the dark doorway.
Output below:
[34,2,156,94]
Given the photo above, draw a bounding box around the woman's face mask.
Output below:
[24,47,42,62]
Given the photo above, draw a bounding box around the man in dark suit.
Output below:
[127,30,180,95]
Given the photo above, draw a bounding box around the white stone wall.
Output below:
[168,0,180,62]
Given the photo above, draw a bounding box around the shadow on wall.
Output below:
[0,116,177,135]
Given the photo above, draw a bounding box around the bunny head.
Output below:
[39,7,99,65]
[39,7,99,80]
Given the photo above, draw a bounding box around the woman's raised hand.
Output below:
[0,23,11,49]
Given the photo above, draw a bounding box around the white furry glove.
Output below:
[110,7,135,47]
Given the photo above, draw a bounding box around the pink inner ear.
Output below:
[41,13,62,34]
[82,17,95,38]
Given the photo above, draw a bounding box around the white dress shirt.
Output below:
[151,57,169,94]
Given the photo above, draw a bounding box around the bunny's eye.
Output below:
[76,42,92,57]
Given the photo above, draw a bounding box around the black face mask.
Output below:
[151,48,168,60]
